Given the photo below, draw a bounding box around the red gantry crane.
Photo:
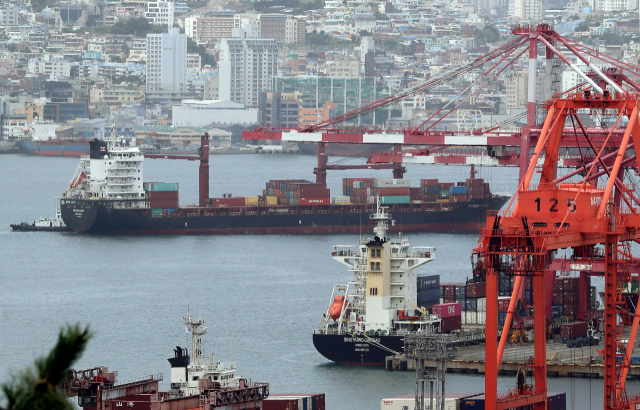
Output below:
[242,24,640,410]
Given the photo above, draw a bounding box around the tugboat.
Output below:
[312,200,442,365]
[11,198,69,232]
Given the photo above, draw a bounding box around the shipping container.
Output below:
[417,275,439,290]
[420,179,439,187]
[561,321,589,339]
[381,395,458,410]
[441,315,462,332]
[381,195,411,204]
[461,392,566,410]
[151,208,163,216]
[143,182,178,192]
[498,297,511,313]
[477,298,486,312]
[214,197,246,207]
[466,282,486,298]
[266,196,278,205]
[299,197,330,206]
[466,298,477,312]
[374,178,411,187]
[450,194,468,202]
[431,303,461,318]
[146,191,179,200]
[551,305,563,319]
[148,199,179,209]
[449,186,468,194]
[498,312,507,325]
[374,187,411,196]
[563,277,579,291]
[332,196,351,204]
[264,393,325,410]
[424,185,439,194]
[418,288,439,306]
[245,196,259,205]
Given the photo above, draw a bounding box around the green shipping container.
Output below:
[144,182,179,192]
[439,191,450,198]
[151,208,163,216]
[424,197,436,202]
[381,195,411,204]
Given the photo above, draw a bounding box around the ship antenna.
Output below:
[228,317,233,362]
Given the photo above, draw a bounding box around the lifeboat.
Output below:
[329,295,347,321]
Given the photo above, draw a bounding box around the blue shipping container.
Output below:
[417,274,439,290]
[418,288,439,305]
[449,186,468,194]
[551,305,563,318]
[426,186,439,194]
[466,298,477,312]
[498,312,507,325]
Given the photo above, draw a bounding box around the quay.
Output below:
[386,337,640,379]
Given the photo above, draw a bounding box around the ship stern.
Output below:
[60,199,99,232]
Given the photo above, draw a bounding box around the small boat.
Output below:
[11,198,70,232]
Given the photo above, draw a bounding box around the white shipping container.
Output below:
[439,298,444,304]
[381,396,459,410]
[464,311,477,325]
[477,298,486,311]
[367,196,376,204]
[332,196,351,204]
[461,312,467,325]
[376,178,411,187]
[477,311,486,325]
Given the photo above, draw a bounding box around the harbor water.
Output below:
[0,153,633,409]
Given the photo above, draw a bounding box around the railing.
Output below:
[112,373,163,388]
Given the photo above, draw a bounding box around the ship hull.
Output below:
[312,333,404,365]
[16,140,89,157]
[60,196,508,234]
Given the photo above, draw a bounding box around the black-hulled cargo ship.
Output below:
[59,134,508,235]
[312,202,444,365]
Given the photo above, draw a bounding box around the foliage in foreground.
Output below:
[1,325,92,410]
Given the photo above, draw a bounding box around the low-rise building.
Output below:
[90,84,145,105]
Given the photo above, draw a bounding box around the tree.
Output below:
[7,44,16,52]
[599,32,623,45]
[85,15,96,27]
[1,325,91,410]
[576,22,591,32]
[475,25,500,45]
[23,47,32,54]
[374,10,389,20]
[187,38,216,67]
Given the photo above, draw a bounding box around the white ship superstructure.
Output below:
[62,133,146,208]
[319,200,440,336]
[168,312,240,398]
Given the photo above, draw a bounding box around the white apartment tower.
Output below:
[219,38,278,107]
[146,28,187,94]
[508,0,542,19]
[146,1,175,27]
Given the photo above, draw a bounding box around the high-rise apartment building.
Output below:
[508,0,542,19]
[233,13,305,43]
[185,10,235,42]
[146,1,175,27]
[219,38,278,107]
[146,28,187,94]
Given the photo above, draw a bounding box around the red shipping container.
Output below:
[450,194,467,203]
[264,394,326,410]
[560,321,588,338]
[149,199,179,208]
[420,179,439,187]
[410,194,424,201]
[440,315,462,332]
[431,303,461,318]
[466,178,485,186]
[553,291,563,305]
[299,197,330,205]
[466,282,486,298]
[438,182,454,190]
[410,187,422,195]
[498,297,511,313]
[374,187,410,196]
[563,277,579,291]
[523,317,535,329]
[214,197,245,207]
[424,193,438,199]
[146,191,179,200]
[563,304,576,317]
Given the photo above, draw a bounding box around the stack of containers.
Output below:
[466,178,489,199]
[590,286,597,310]
[462,282,485,326]
[498,271,512,297]
[552,277,564,317]
[497,296,511,325]
[442,284,456,303]
[342,178,375,204]
[264,180,329,206]
[417,275,440,309]
[420,179,439,203]
[373,178,411,205]
[477,297,487,325]
[437,182,454,202]
[144,182,179,209]
[562,277,579,318]
[431,303,462,332]
[449,185,468,203]
[523,276,533,306]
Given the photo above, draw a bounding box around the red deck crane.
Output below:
[242,24,640,410]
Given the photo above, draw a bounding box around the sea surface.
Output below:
[0,153,633,409]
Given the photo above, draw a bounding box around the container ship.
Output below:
[313,202,444,365]
[16,138,89,157]
[59,133,508,234]
[312,203,606,365]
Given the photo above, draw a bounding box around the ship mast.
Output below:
[371,197,390,239]
[184,312,207,365]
